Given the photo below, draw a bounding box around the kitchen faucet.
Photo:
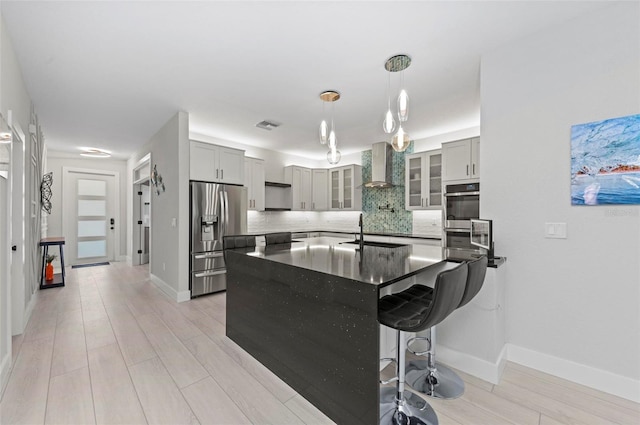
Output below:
[358,213,364,251]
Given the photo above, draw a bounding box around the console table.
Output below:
[40,237,65,289]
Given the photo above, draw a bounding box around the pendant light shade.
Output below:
[327,147,341,165]
[319,120,328,144]
[328,129,337,148]
[383,109,396,134]
[397,89,409,122]
[391,126,410,152]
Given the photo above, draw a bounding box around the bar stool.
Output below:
[222,235,256,250]
[405,255,488,399]
[379,262,468,425]
[264,232,292,245]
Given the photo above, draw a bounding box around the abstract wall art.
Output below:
[571,113,640,205]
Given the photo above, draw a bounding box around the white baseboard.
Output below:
[149,274,190,303]
[116,255,129,263]
[506,343,640,403]
[436,344,508,385]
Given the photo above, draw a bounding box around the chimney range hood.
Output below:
[364,142,394,188]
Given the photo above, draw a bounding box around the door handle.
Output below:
[221,169,224,180]
[466,165,469,176]
[194,252,223,259]
[473,164,476,175]
[216,169,219,179]
[194,270,226,278]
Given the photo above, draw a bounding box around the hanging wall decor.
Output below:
[150,164,166,196]
[41,172,53,214]
[571,113,640,205]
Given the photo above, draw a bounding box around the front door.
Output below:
[63,168,118,265]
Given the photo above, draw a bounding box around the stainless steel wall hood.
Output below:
[364,142,393,188]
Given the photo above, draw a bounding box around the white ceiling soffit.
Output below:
[0,1,613,160]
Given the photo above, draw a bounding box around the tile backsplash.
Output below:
[361,143,413,234]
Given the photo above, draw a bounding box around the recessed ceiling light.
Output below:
[80,148,111,158]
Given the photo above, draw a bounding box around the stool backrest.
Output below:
[416,262,468,332]
[458,255,488,308]
[223,235,256,250]
[265,232,292,245]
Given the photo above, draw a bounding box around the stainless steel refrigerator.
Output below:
[190,181,247,297]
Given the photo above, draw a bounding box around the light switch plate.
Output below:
[545,222,567,239]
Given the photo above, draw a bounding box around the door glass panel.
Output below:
[78,179,106,196]
[343,168,352,208]
[78,200,106,216]
[429,154,442,207]
[331,170,340,208]
[77,240,106,258]
[78,220,106,237]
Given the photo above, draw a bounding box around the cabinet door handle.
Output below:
[473,164,476,175]
[221,169,224,179]
[466,165,469,176]
[312,203,315,210]
[216,169,219,179]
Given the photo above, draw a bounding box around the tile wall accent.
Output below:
[361,143,414,234]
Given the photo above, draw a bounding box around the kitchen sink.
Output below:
[341,240,408,249]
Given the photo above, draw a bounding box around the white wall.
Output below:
[133,112,190,302]
[45,154,128,261]
[1,12,40,342]
[481,2,639,401]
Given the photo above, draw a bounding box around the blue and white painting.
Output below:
[571,113,640,205]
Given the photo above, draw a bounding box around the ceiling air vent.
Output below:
[256,120,281,131]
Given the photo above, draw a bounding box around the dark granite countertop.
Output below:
[236,236,445,287]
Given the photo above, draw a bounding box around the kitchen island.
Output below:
[225,237,447,425]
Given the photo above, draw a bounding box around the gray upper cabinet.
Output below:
[329,165,362,211]
[441,137,480,182]
[244,157,265,211]
[284,165,313,211]
[190,140,244,185]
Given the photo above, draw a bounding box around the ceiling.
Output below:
[1,1,611,161]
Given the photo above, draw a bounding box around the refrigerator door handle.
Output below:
[219,189,226,240]
[194,270,226,278]
[224,191,230,233]
[194,252,223,260]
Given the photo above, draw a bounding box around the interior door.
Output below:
[63,168,117,265]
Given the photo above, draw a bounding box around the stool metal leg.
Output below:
[380,330,438,425]
[405,327,465,399]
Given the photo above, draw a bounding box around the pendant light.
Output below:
[384,54,412,152]
[327,146,341,165]
[391,126,410,152]
[382,72,396,134]
[319,90,342,164]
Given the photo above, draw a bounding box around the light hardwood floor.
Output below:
[1,262,638,424]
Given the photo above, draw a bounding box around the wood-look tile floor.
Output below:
[1,262,638,424]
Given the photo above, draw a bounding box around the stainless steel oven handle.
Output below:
[444,191,480,197]
[194,252,223,259]
[194,270,226,278]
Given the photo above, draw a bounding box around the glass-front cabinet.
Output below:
[329,165,362,210]
[405,149,442,210]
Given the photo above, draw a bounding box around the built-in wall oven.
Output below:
[443,182,480,258]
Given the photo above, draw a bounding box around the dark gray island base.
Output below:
[225,237,445,425]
